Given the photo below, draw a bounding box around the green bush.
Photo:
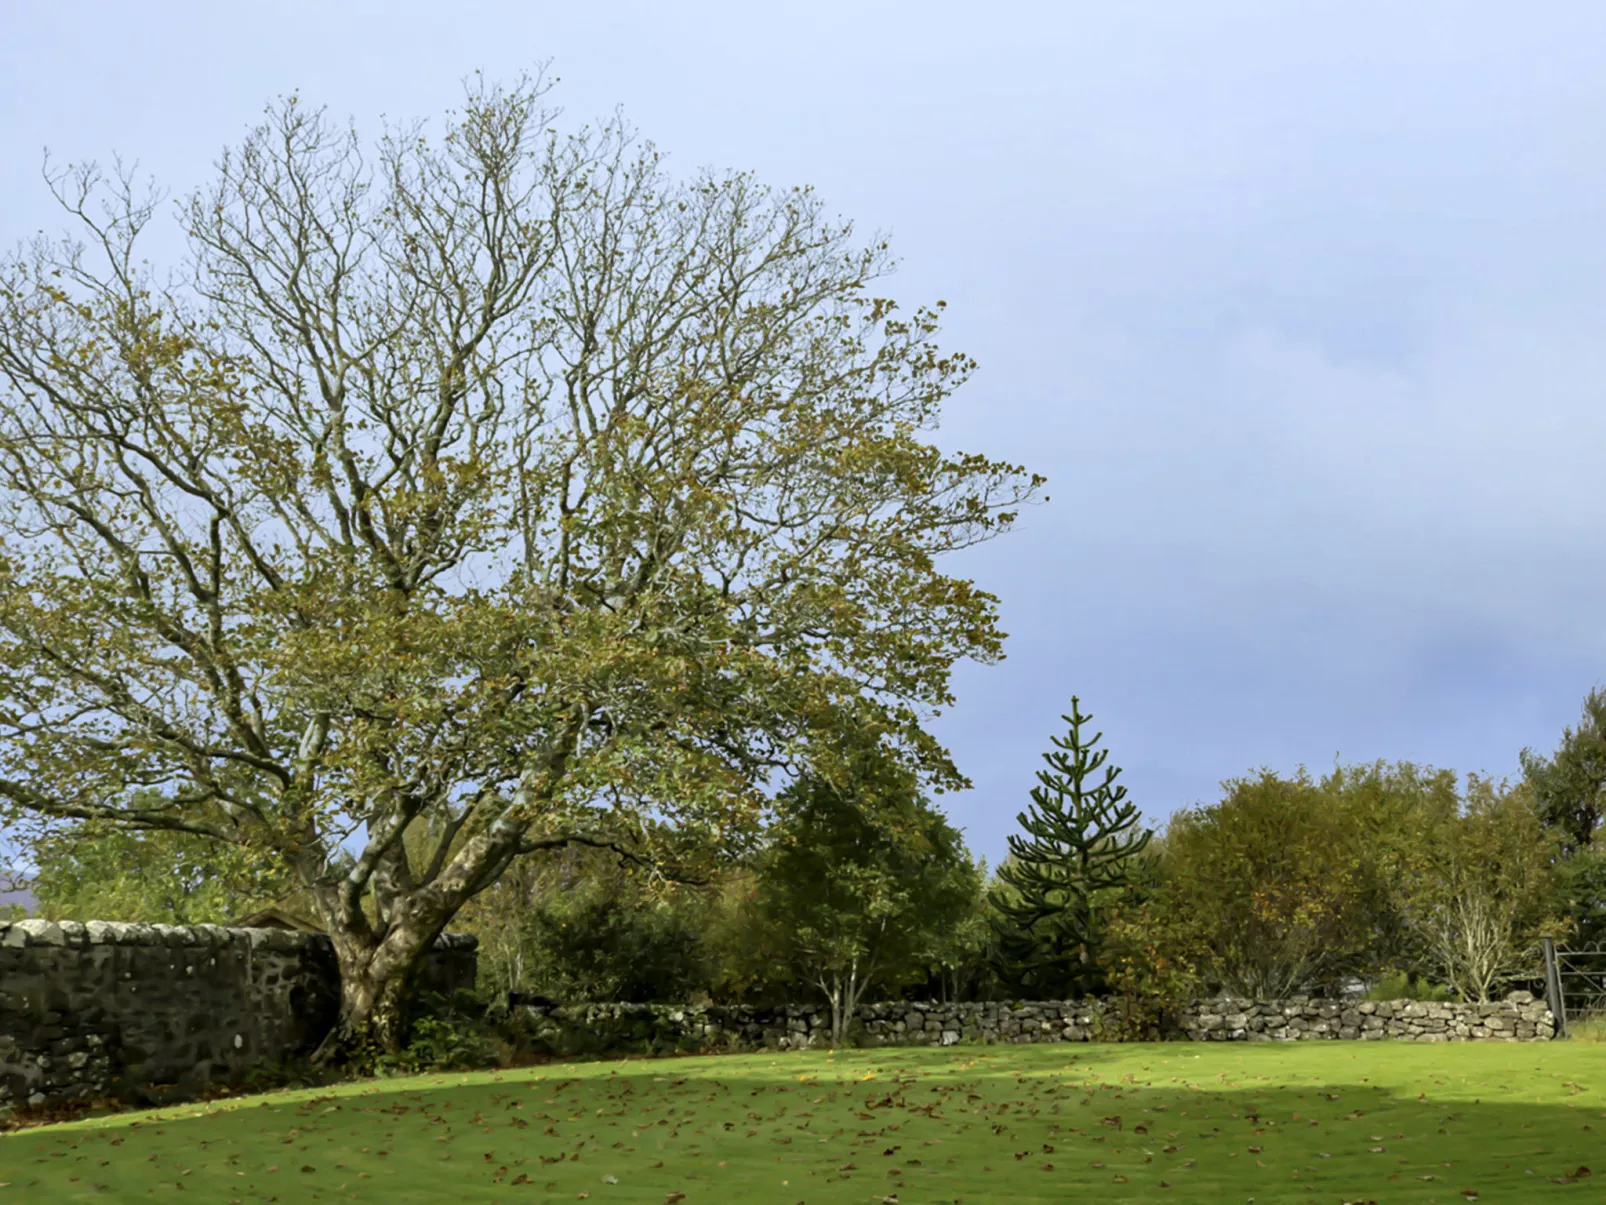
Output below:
[1557,846,1606,948]
[28,811,292,925]
[1096,884,1206,1039]
[458,844,717,1004]
[372,990,500,1076]
[1363,972,1457,1002]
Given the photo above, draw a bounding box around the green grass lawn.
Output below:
[2,1041,1603,1203]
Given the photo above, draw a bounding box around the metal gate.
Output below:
[1541,935,1606,1037]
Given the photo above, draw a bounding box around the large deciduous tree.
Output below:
[1405,776,1563,1003]
[1311,758,1461,986]
[0,73,1040,1059]
[1160,768,1374,998]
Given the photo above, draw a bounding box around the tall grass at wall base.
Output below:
[1566,1016,1606,1042]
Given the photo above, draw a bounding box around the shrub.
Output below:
[1363,972,1457,1003]
[1096,885,1205,1040]
[457,844,715,1005]
[372,990,500,1076]
[1158,770,1378,998]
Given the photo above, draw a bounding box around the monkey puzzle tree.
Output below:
[989,696,1152,997]
[0,72,1041,1060]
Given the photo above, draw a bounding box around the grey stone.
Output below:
[16,920,65,946]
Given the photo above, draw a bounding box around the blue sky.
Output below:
[3,1,1604,867]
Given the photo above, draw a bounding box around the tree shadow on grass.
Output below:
[2,1042,1602,1203]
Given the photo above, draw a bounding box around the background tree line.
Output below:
[15,686,1606,1038]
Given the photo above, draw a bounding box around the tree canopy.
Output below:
[28,820,290,926]
[747,751,980,1044]
[0,71,1041,1055]
[1520,685,1606,854]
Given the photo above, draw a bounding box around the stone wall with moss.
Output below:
[2,914,1556,1119]
[503,992,1556,1058]
[0,918,476,1115]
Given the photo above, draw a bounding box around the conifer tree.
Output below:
[989,696,1152,997]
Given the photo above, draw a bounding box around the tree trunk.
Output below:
[312,921,436,1066]
[824,958,870,1048]
[313,969,412,1065]
[825,973,845,1048]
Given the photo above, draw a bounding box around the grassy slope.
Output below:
[1,1042,1602,1203]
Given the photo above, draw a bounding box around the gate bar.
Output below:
[1543,934,1568,1039]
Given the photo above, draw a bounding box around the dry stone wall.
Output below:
[1182,995,1556,1042]
[507,992,1556,1057]
[2,910,1556,1118]
[507,1000,1103,1055]
[0,919,476,1115]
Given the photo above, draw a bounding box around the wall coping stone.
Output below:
[0,919,476,952]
